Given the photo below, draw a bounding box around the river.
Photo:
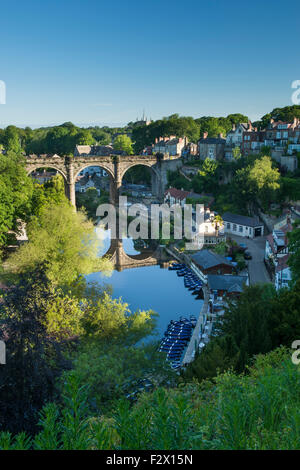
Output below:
[86,229,203,339]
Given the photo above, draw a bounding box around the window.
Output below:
[239,226,243,232]
[227,223,231,229]
[233,224,237,231]
[249,228,252,235]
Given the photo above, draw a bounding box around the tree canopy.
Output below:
[4,203,112,287]
[113,134,134,155]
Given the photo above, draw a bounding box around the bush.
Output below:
[1,348,299,450]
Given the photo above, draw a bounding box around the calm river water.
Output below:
[86,229,202,338]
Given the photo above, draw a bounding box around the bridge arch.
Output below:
[105,236,161,271]
[74,163,116,205]
[27,165,68,181]
[74,164,114,181]
[119,162,159,182]
[120,162,160,198]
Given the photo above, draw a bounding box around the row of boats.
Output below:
[159,316,197,370]
[169,263,204,299]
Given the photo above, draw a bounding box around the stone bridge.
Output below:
[25,153,183,205]
[104,237,169,271]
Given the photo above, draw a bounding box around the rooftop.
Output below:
[198,137,226,144]
[74,145,125,156]
[222,212,263,228]
[207,274,247,292]
[164,187,191,200]
[191,249,232,270]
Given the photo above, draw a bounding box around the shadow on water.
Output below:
[87,228,203,337]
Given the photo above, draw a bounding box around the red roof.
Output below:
[164,187,191,200]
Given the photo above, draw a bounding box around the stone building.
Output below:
[198,133,226,161]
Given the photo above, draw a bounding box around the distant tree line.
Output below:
[1,105,300,156]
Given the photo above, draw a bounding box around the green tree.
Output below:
[287,221,300,281]
[31,174,67,217]
[4,203,112,287]
[2,126,22,152]
[1,348,299,450]
[232,146,242,161]
[194,158,219,193]
[0,151,33,246]
[248,156,280,209]
[76,130,95,146]
[113,135,134,155]
[0,269,67,434]
[268,279,300,346]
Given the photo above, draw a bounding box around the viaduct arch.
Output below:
[25,153,183,206]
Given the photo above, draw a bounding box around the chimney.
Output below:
[248,121,253,131]
[203,131,208,139]
[232,123,236,131]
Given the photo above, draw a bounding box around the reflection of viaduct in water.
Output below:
[25,153,183,206]
[105,238,168,271]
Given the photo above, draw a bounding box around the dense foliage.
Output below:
[184,282,300,382]
[0,269,69,434]
[167,154,282,215]
[0,348,299,450]
[0,104,300,450]
[287,220,300,281]
[4,202,112,287]
[0,151,33,246]
[132,113,248,153]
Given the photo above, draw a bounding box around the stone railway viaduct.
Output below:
[105,237,169,271]
[25,153,183,205]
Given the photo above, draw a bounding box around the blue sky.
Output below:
[0,0,299,127]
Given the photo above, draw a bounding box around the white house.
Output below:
[222,212,264,238]
[225,123,253,160]
[192,208,226,247]
[275,255,292,290]
[164,187,192,207]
